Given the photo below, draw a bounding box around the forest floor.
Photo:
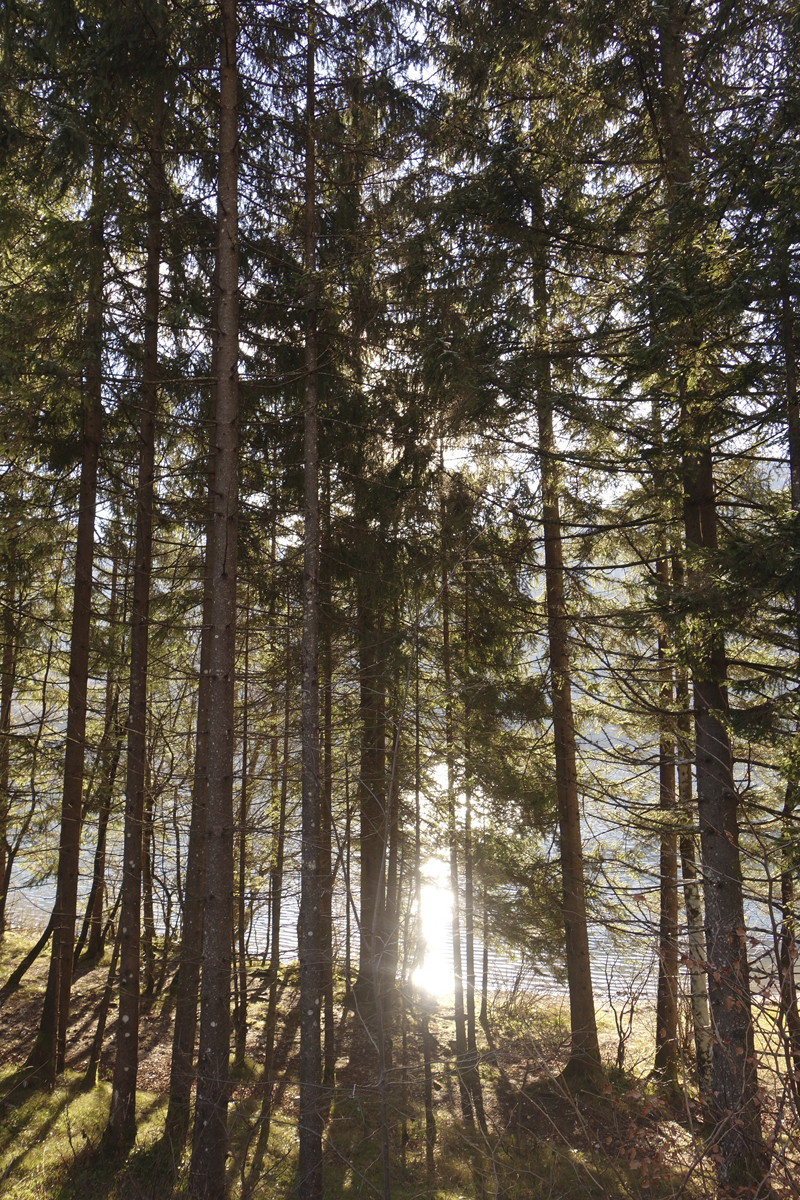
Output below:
[0,930,796,1200]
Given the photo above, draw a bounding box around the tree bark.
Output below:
[234,599,250,1070]
[247,609,291,1183]
[104,86,164,1148]
[653,550,679,1087]
[84,916,122,1089]
[356,593,386,998]
[165,288,217,1143]
[321,610,335,1087]
[532,207,600,1077]
[78,539,122,964]
[74,554,122,967]
[0,613,58,950]
[298,4,323,1192]
[189,0,239,1189]
[479,894,492,1046]
[415,652,436,1180]
[345,754,352,994]
[682,446,765,1180]
[778,261,800,1087]
[0,574,17,938]
[0,914,54,1005]
[382,651,401,1042]
[655,1,766,1180]
[463,569,487,1129]
[441,495,473,1124]
[672,574,713,1097]
[27,144,104,1083]
[653,665,679,1085]
[142,764,157,998]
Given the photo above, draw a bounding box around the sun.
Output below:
[412,857,454,997]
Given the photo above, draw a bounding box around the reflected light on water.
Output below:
[412,857,454,997]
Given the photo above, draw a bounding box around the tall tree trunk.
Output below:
[104,87,164,1148]
[234,598,250,1069]
[682,445,765,1180]
[321,612,335,1087]
[0,612,58,961]
[440,505,473,1125]
[652,502,679,1087]
[0,574,17,939]
[165,294,218,1143]
[463,565,486,1129]
[778,261,800,1087]
[382,650,402,1044]
[77,545,123,965]
[189,0,239,1190]
[532,206,600,1077]
[415,651,436,1179]
[142,763,157,998]
[653,634,679,1086]
[356,595,386,998]
[0,914,54,1004]
[672,569,713,1097]
[27,145,104,1083]
[298,4,323,1192]
[81,541,121,963]
[248,611,290,1182]
[657,2,766,1181]
[84,907,122,1089]
[345,753,352,995]
[479,893,492,1047]
[75,717,121,965]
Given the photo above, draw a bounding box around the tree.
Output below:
[188,0,240,1191]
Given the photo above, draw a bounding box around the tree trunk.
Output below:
[189,0,239,1190]
[778,261,800,1088]
[682,446,765,1180]
[27,145,104,1083]
[345,754,352,995]
[479,894,492,1047]
[415,653,436,1180]
[298,4,323,1192]
[104,87,163,1148]
[672,600,713,1097]
[84,917,122,1089]
[76,537,122,964]
[655,4,766,1178]
[74,623,122,967]
[463,566,486,1128]
[247,610,291,1183]
[382,654,402,1043]
[165,295,217,1143]
[653,673,679,1084]
[234,601,250,1070]
[532,210,600,1077]
[356,595,386,998]
[0,913,54,1005]
[321,614,335,1087]
[653,553,679,1087]
[0,574,17,939]
[0,610,58,948]
[441,490,473,1125]
[142,764,157,998]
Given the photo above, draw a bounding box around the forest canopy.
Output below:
[0,1,799,1198]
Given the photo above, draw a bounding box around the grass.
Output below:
[0,931,794,1199]
[0,1070,171,1199]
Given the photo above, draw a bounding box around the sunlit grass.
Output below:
[0,1070,170,1200]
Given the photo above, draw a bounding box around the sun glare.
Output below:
[412,858,454,997]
